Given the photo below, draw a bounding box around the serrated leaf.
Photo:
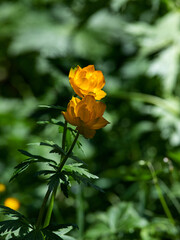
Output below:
[14,160,38,170]
[61,182,69,198]
[0,206,26,219]
[45,223,78,231]
[35,170,56,177]
[19,225,31,237]
[0,220,25,234]
[18,150,57,165]
[42,229,63,240]
[64,172,103,192]
[48,163,58,170]
[24,230,44,240]
[10,153,57,182]
[40,142,66,156]
[7,236,24,240]
[63,163,98,179]
[59,172,68,182]
[10,160,33,182]
[47,173,60,192]
[57,225,78,235]
[69,155,87,166]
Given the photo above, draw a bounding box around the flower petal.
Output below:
[77,126,96,139]
[95,90,106,100]
[90,117,110,129]
[69,65,106,100]
[83,65,95,72]
[94,101,106,118]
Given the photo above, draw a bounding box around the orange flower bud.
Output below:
[62,96,109,138]
[4,197,20,211]
[69,65,106,100]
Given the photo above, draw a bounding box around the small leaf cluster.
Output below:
[10,107,100,197]
[10,143,100,198]
[1,108,100,239]
[0,205,77,240]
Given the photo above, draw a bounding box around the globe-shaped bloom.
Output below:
[62,95,109,138]
[69,65,106,100]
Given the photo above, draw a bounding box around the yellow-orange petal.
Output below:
[90,117,110,129]
[62,110,76,126]
[70,97,81,108]
[95,71,105,88]
[69,66,80,79]
[95,90,106,100]
[70,80,84,98]
[77,126,96,139]
[83,65,95,72]
[94,101,106,118]
[82,95,96,110]
[78,106,91,123]
[4,197,20,211]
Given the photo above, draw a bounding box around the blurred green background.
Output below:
[1,0,180,239]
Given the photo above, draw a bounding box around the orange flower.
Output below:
[62,96,109,138]
[69,65,106,100]
[4,197,20,211]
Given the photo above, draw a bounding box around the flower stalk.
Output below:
[58,131,80,172]
[43,187,57,228]
[36,128,79,229]
[36,188,52,229]
[147,162,175,225]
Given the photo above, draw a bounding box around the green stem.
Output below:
[36,188,52,229]
[147,162,175,225]
[62,121,67,151]
[40,131,79,228]
[43,187,57,228]
[58,132,80,172]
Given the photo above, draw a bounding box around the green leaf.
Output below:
[48,163,58,170]
[45,223,78,231]
[0,220,27,234]
[10,152,57,182]
[61,182,69,198]
[0,206,26,219]
[10,160,32,182]
[35,170,56,177]
[7,235,24,240]
[42,229,63,240]
[69,155,87,166]
[37,120,50,125]
[40,142,66,155]
[18,149,57,165]
[37,119,67,128]
[63,163,98,179]
[39,105,66,111]
[47,173,60,192]
[0,207,31,237]
[50,119,65,126]
[19,225,31,237]
[24,230,44,240]
[64,171,103,192]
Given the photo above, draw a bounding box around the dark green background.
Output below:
[1,0,180,239]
